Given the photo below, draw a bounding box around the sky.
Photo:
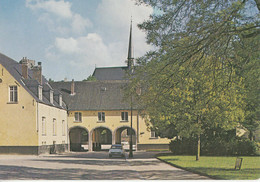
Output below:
[0,0,153,81]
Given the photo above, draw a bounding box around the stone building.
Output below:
[0,54,68,154]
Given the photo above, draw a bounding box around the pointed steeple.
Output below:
[127,18,134,69]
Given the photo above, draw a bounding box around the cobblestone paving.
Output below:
[0,151,211,180]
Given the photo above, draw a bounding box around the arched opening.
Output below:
[115,126,136,151]
[69,127,89,152]
[92,127,112,151]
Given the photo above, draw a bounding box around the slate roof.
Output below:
[50,80,135,111]
[92,66,130,81]
[0,52,65,109]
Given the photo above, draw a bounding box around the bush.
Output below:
[169,137,259,156]
[233,138,258,156]
[169,138,196,155]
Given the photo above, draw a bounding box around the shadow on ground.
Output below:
[32,159,158,166]
[0,165,208,180]
[43,151,163,159]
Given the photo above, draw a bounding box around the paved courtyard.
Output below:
[0,151,210,180]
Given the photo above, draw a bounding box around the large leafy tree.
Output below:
[128,0,259,160]
[233,30,260,140]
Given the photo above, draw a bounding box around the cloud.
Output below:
[26,0,92,34]
[26,0,72,18]
[96,0,153,60]
[55,37,79,54]
[48,34,112,68]
[72,14,92,34]
[27,0,154,80]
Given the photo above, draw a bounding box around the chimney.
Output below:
[71,79,75,95]
[21,57,28,79]
[32,62,42,85]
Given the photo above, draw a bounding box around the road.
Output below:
[0,151,210,180]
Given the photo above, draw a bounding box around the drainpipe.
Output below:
[36,101,39,154]
[36,101,39,133]
[67,117,69,152]
[137,112,139,151]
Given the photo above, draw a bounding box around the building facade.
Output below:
[51,80,170,152]
[0,54,68,154]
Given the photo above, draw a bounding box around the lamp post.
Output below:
[129,94,133,158]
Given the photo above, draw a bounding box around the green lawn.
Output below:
[157,155,260,180]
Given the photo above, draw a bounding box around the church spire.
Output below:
[127,18,134,69]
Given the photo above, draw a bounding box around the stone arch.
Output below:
[69,126,89,151]
[114,125,137,150]
[90,126,113,151]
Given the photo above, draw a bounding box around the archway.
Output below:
[114,126,136,151]
[91,126,112,151]
[69,127,89,151]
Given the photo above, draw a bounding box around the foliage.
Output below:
[233,138,259,155]
[169,134,259,156]
[48,78,54,83]
[127,0,260,160]
[83,75,96,81]
[233,34,260,140]
[158,155,260,180]
[169,138,197,155]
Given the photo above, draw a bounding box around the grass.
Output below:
[157,155,260,180]
[146,149,169,152]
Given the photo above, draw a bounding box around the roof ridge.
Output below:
[95,66,128,69]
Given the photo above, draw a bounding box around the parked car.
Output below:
[109,144,125,158]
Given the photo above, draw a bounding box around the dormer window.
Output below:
[38,86,42,100]
[59,95,62,107]
[50,90,54,104]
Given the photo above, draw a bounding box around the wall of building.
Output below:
[68,110,170,151]
[37,103,68,154]
[0,64,38,153]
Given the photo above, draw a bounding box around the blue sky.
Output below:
[0,0,153,81]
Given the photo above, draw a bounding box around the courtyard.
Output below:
[0,151,210,180]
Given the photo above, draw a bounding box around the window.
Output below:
[9,86,18,102]
[74,112,82,122]
[121,112,128,121]
[50,90,54,104]
[53,118,56,136]
[151,131,157,138]
[98,112,105,122]
[62,120,66,136]
[38,86,42,100]
[42,117,46,136]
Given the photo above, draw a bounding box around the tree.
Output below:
[83,75,96,81]
[48,78,54,83]
[128,0,259,160]
[232,30,260,140]
[131,54,244,160]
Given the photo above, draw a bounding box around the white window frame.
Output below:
[53,118,56,136]
[151,131,157,138]
[121,112,128,121]
[9,85,18,103]
[74,112,82,122]
[98,112,105,122]
[42,117,46,136]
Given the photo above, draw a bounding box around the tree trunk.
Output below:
[249,130,254,141]
[196,134,200,161]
